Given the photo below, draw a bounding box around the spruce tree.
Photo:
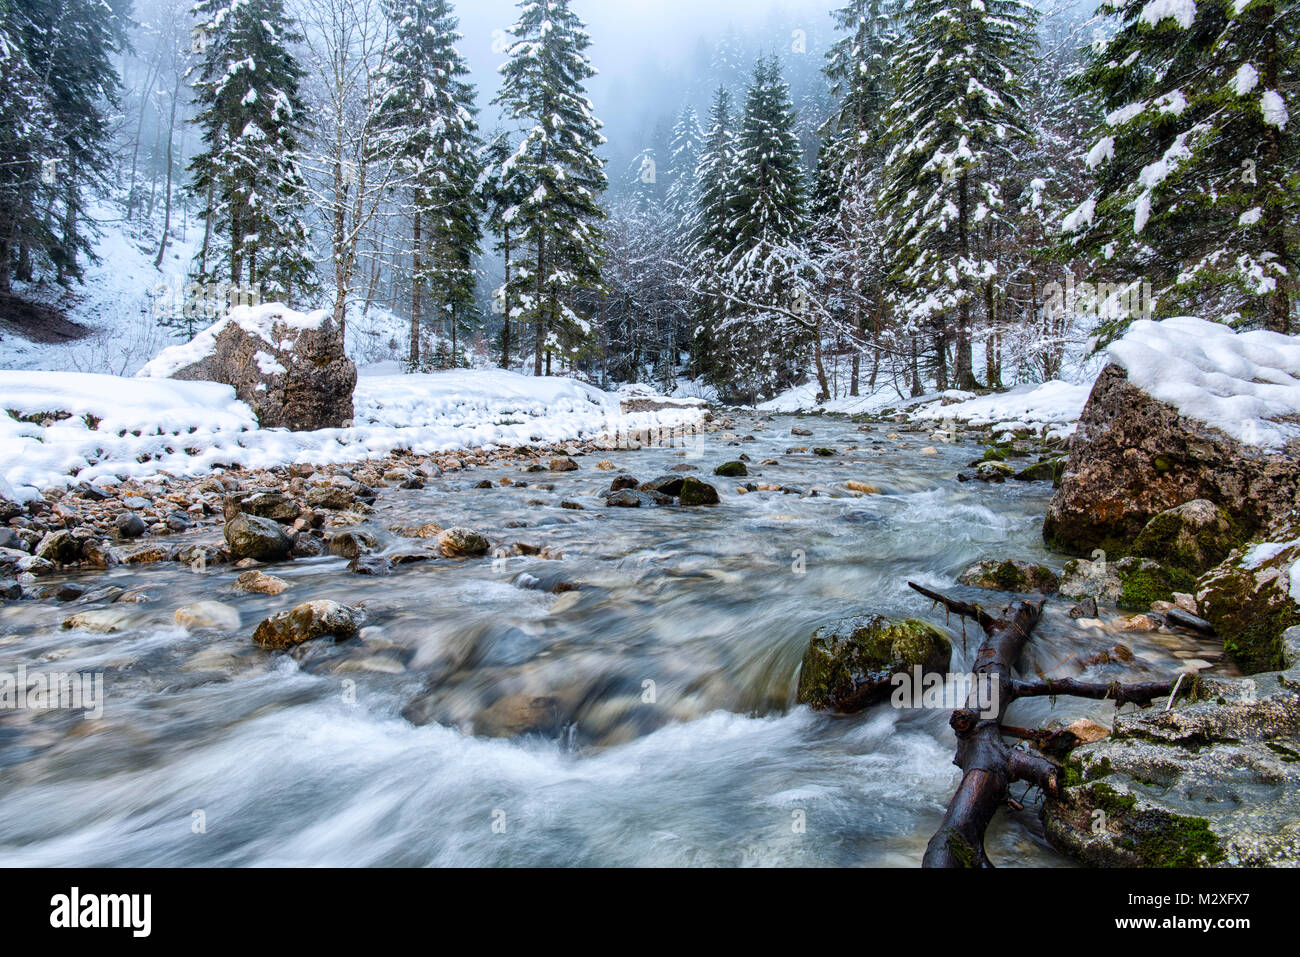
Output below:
[1066,0,1299,336]
[375,0,483,371]
[711,57,810,402]
[493,0,608,377]
[878,0,1039,390]
[687,87,737,383]
[189,0,316,305]
[481,130,527,368]
[665,106,705,226]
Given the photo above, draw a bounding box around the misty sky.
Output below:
[454,0,837,158]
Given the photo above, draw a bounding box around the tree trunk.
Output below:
[154,77,182,269]
[410,210,422,369]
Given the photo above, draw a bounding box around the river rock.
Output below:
[1044,364,1300,555]
[958,559,1059,594]
[1131,499,1241,575]
[62,608,133,633]
[389,522,442,539]
[252,600,360,650]
[224,512,294,563]
[608,474,639,492]
[474,693,565,738]
[235,570,290,595]
[174,601,242,632]
[678,477,719,506]
[305,485,357,510]
[328,529,378,559]
[437,526,490,557]
[1043,627,1300,867]
[639,475,685,497]
[797,615,952,714]
[1058,555,1193,610]
[549,456,579,472]
[114,511,146,539]
[233,490,300,524]
[714,461,748,477]
[1197,524,1300,673]
[156,304,357,431]
[34,530,82,565]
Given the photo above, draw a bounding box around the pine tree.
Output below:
[493,0,608,377]
[710,57,810,402]
[1066,0,1299,336]
[188,0,316,305]
[0,2,57,292]
[687,87,737,383]
[878,0,1039,390]
[481,130,528,368]
[665,106,704,226]
[375,0,483,371]
[6,0,129,286]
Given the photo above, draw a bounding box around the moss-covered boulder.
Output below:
[1013,458,1065,484]
[958,559,1059,594]
[252,600,360,650]
[1058,555,1192,609]
[1044,628,1300,866]
[678,477,719,506]
[797,615,952,714]
[1132,499,1241,575]
[973,461,1015,483]
[1197,529,1300,673]
[714,461,748,478]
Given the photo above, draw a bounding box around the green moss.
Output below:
[1222,607,1295,674]
[1132,506,1244,576]
[1116,562,1196,611]
[713,461,748,478]
[1264,741,1300,762]
[1153,455,1174,473]
[944,828,981,868]
[982,447,1008,462]
[796,616,952,713]
[1085,782,1224,866]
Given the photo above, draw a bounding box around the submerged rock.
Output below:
[252,600,360,650]
[958,559,1059,594]
[235,570,290,595]
[797,615,952,714]
[1044,627,1300,867]
[474,694,565,738]
[174,601,242,632]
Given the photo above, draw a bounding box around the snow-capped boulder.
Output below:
[138,303,356,432]
[1044,318,1300,556]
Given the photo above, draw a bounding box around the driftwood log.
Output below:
[908,581,1182,868]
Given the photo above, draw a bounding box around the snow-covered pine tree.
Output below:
[813,0,897,397]
[687,86,737,383]
[375,0,483,371]
[1066,0,1298,337]
[711,57,811,403]
[492,0,608,377]
[665,106,705,227]
[480,130,527,368]
[878,0,1039,390]
[188,0,316,305]
[0,2,57,293]
[11,0,129,285]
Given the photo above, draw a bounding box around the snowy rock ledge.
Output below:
[1045,317,1300,556]
[138,303,357,432]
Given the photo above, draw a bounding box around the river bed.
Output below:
[0,414,1228,866]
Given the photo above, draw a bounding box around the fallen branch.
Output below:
[906,581,1182,868]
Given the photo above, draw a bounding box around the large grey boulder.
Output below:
[142,304,356,432]
[1044,365,1300,555]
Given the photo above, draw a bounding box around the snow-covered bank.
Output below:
[0,367,706,497]
[909,381,1092,441]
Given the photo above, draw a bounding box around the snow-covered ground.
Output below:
[0,366,706,499]
[909,381,1092,441]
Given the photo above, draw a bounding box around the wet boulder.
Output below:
[678,477,719,506]
[1058,555,1194,611]
[437,526,490,557]
[252,600,360,650]
[1197,525,1300,673]
[1131,499,1241,575]
[224,512,294,563]
[714,461,748,478]
[327,529,378,559]
[474,693,566,738]
[174,601,242,633]
[797,615,952,714]
[958,559,1059,594]
[34,530,82,565]
[1044,627,1300,867]
[639,475,685,497]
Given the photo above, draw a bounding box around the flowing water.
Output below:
[0,414,1227,866]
